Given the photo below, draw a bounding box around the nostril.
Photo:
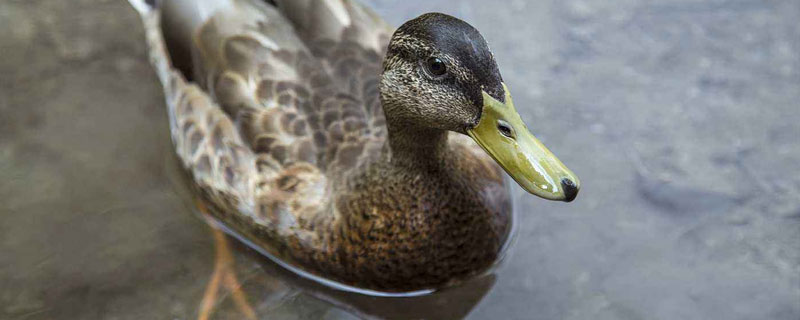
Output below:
[561,178,579,202]
[497,120,514,138]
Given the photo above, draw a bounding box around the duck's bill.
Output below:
[467,83,580,202]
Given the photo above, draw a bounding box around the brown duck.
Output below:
[132,0,579,293]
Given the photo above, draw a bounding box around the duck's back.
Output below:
[169,0,392,169]
[133,0,392,263]
[148,0,396,230]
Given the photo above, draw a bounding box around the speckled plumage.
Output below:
[134,0,512,292]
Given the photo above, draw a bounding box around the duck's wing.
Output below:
[189,0,389,177]
[134,0,346,241]
[189,1,319,169]
[274,0,394,137]
[135,0,400,244]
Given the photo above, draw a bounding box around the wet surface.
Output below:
[1,0,798,319]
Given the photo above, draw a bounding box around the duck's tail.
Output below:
[128,0,232,28]
[127,0,155,16]
[126,0,177,97]
[128,0,240,81]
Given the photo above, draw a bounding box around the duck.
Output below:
[130,0,579,293]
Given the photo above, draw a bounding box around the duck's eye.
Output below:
[424,57,447,77]
[497,120,515,139]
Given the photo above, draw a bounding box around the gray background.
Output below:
[1,0,798,319]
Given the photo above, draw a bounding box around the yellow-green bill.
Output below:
[467,83,580,202]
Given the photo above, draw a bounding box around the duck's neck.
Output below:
[384,119,449,170]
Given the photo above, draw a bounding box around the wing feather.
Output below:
[136,0,392,241]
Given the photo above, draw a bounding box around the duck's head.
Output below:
[380,13,580,202]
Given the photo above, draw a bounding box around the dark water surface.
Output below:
[1,0,798,319]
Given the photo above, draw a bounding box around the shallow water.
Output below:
[1,0,799,319]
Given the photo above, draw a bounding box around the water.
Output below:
[1,0,798,319]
